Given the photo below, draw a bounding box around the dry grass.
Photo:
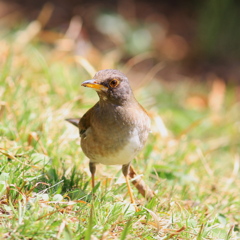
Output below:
[0,18,240,240]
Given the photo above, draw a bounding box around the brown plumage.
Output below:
[66,69,151,207]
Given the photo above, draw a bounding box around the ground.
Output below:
[0,23,240,240]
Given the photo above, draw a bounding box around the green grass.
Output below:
[0,27,240,240]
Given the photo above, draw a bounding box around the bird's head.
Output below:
[81,69,134,105]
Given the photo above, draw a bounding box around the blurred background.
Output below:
[1,1,240,237]
[1,0,240,84]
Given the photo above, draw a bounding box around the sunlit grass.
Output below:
[0,27,240,240]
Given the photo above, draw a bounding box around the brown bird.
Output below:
[66,69,151,205]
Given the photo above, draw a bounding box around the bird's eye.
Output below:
[109,79,120,88]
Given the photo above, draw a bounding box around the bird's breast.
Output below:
[83,127,142,165]
[80,104,150,165]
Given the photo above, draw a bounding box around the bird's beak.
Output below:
[81,79,108,91]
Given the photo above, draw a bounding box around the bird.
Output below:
[66,69,151,206]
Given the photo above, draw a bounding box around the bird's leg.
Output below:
[122,163,136,207]
[89,162,96,190]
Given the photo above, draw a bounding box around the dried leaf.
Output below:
[129,166,155,200]
[208,77,226,112]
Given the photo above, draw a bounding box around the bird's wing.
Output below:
[65,103,98,137]
[79,102,99,137]
[65,116,89,137]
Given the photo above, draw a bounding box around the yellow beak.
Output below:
[81,79,108,91]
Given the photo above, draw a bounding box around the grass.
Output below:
[0,25,240,240]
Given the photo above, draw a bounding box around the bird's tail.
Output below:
[65,118,80,127]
